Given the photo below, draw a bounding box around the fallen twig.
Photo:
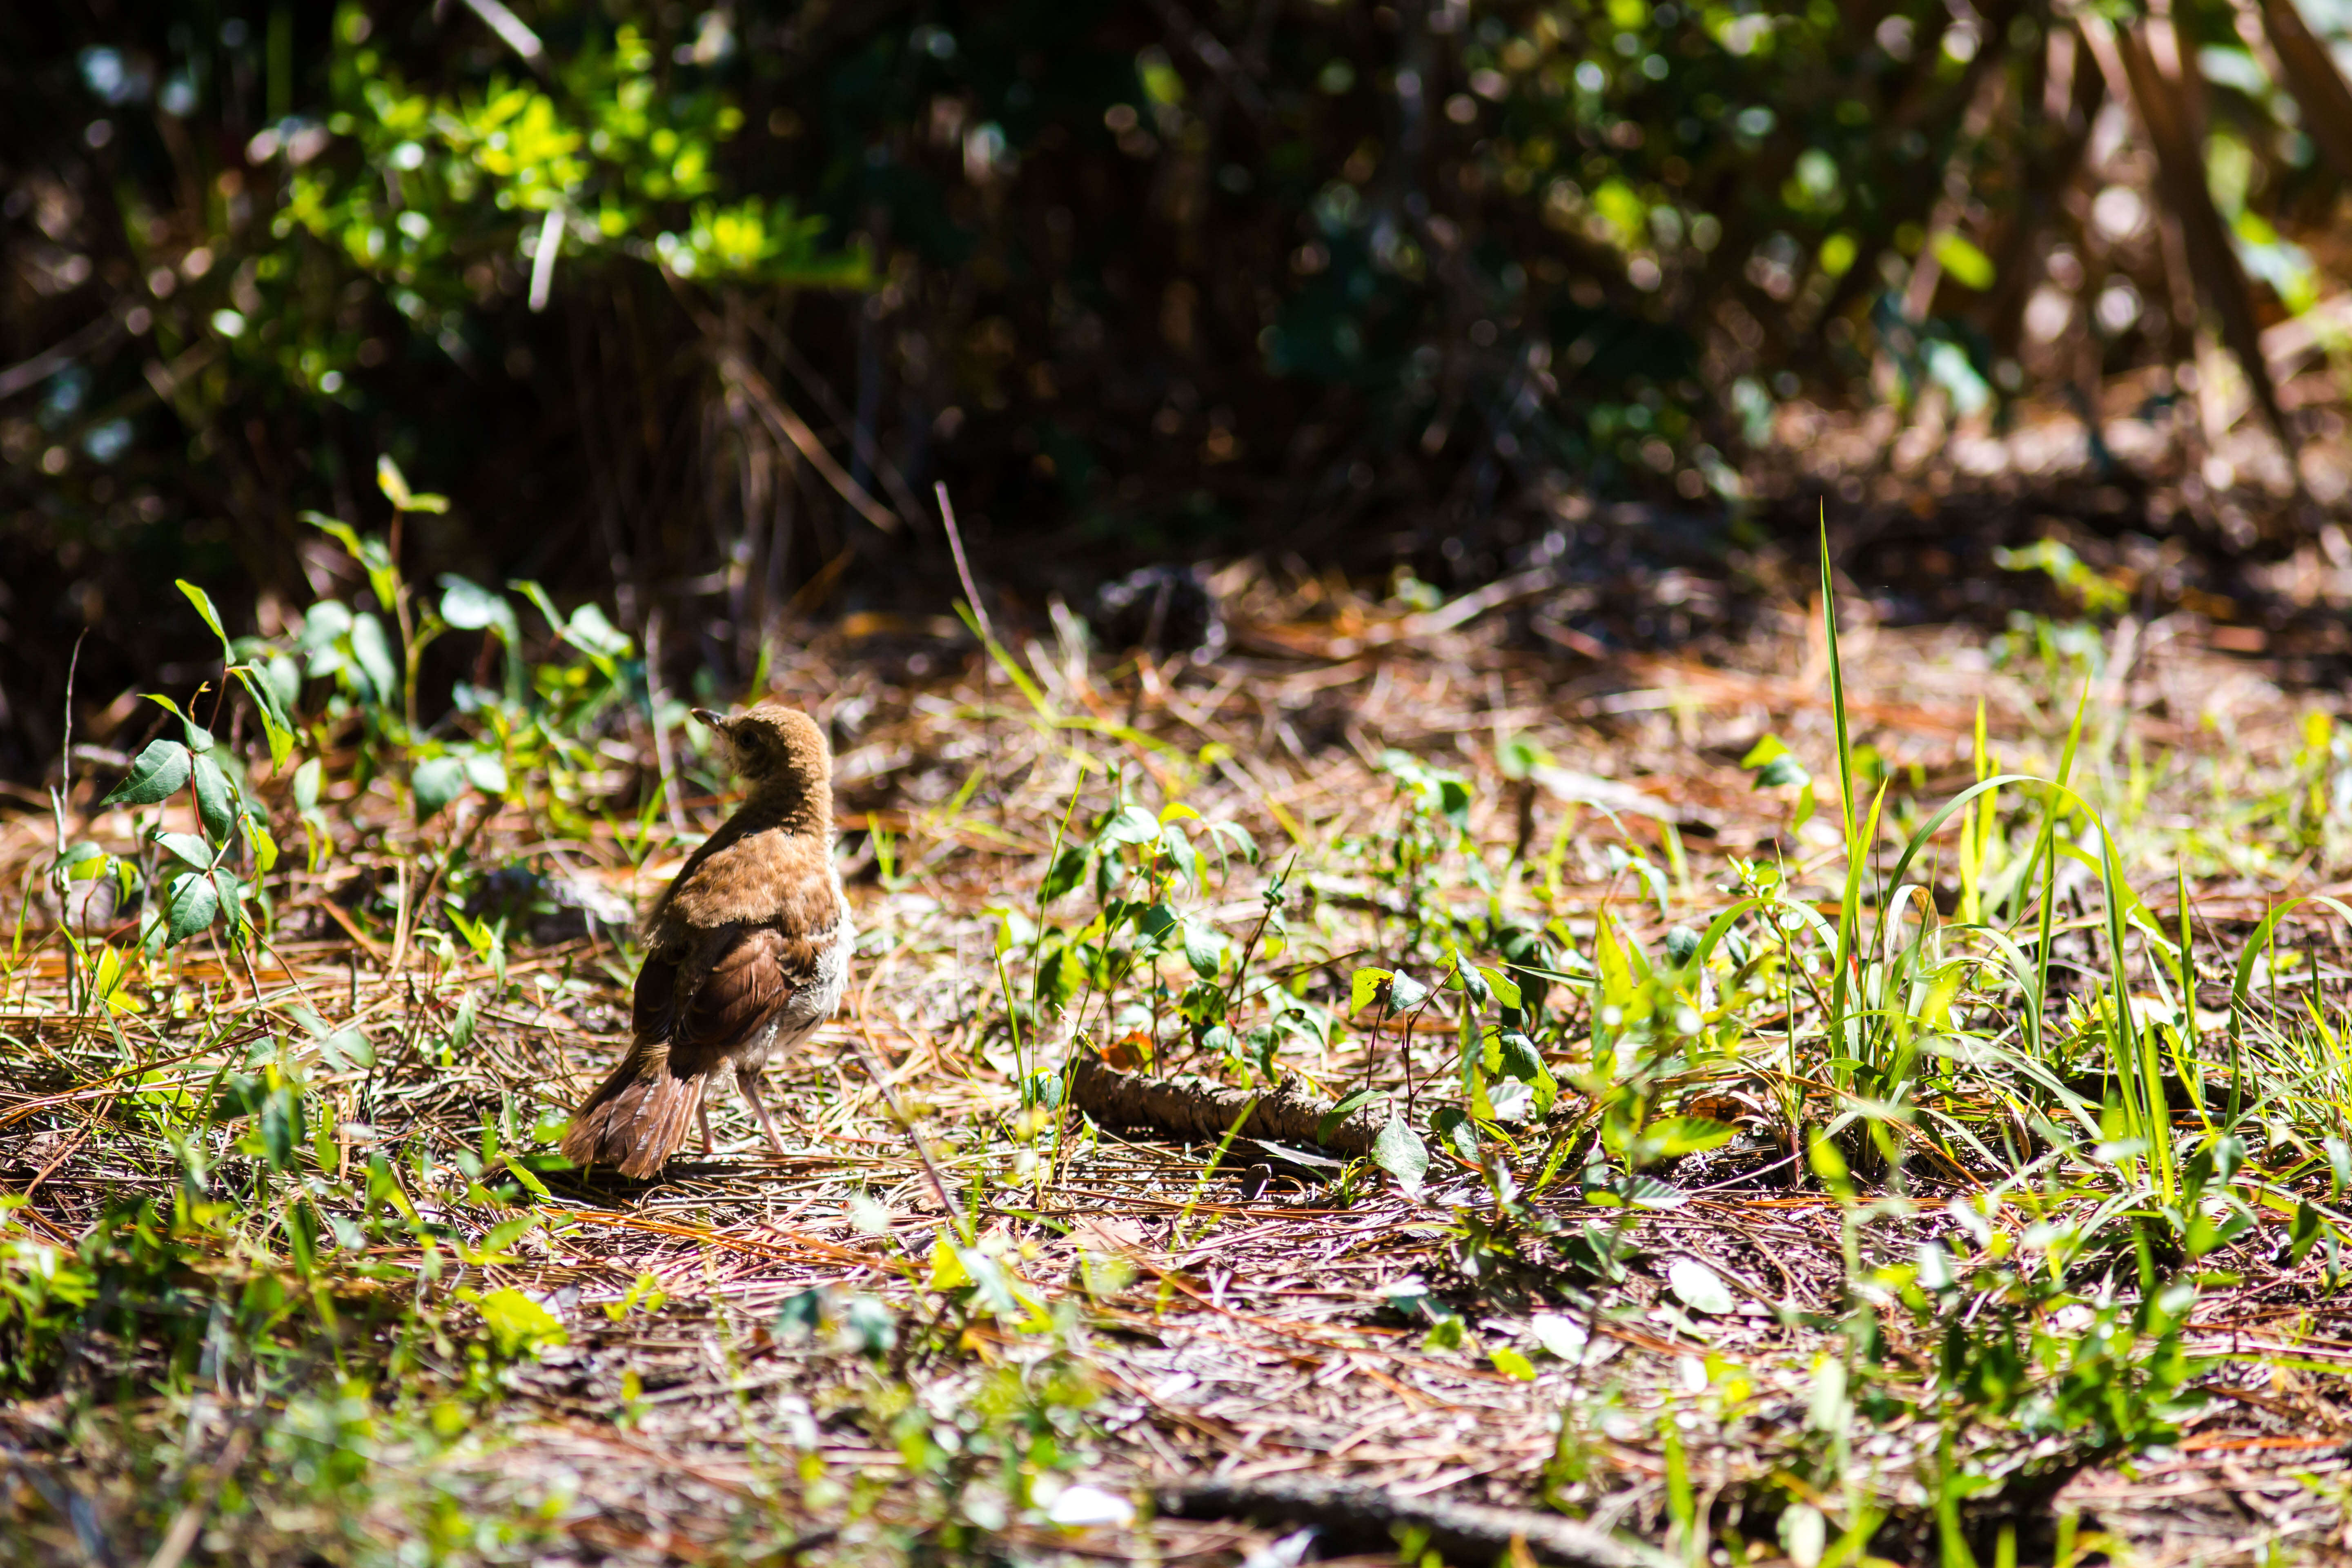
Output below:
[1070,1057,1390,1156]
[1154,1475,1672,1568]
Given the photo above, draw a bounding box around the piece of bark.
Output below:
[1155,1476,1670,1568]
[1069,1058,1390,1156]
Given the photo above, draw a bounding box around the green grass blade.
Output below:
[2026,685,2092,1073]
[1819,510,1858,844]
[1819,513,1866,1083]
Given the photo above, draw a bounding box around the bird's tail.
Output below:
[560,1041,708,1180]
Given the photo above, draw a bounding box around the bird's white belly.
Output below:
[739,901,851,1074]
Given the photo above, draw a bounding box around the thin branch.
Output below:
[934,482,995,648]
[456,0,548,72]
[713,347,902,535]
[0,312,124,403]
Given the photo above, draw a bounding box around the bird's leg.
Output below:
[697,1097,715,1156]
[737,1067,791,1159]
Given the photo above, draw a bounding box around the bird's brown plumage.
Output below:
[561,704,850,1179]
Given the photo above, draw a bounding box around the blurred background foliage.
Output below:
[6,0,2352,774]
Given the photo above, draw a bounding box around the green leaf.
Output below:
[103,740,192,807]
[1430,1104,1481,1165]
[265,651,301,710]
[1181,921,1224,980]
[773,1287,826,1339]
[1132,902,1180,951]
[1932,230,1996,291]
[1584,1172,1689,1209]
[463,754,510,795]
[1808,1131,1851,1194]
[929,1233,972,1290]
[450,991,479,1053]
[1370,1115,1429,1196]
[176,579,232,660]
[1388,971,1430,1012]
[439,575,517,639]
[2287,1201,2325,1265]
[1040,843,1090,902]
[1490,1346,1537,1381]
[2212,1134,2247,1185]
[1741,734,1813,790]
[959,1249,1034,1323]
[2185,1205,2253,1258]
[233,666,296,772]
[163,870,220,944]
[190,753,235,842]
[154,832,212,870]
[293,757,324,813]
[502,1155,552,1200]
[1036,939,1083,1011]
[1485,1076,1540,1122]
[1786,1506,1827,1568]
[316,1026,374,1069]
[476,1287,566,1359]
[561,602,632,659]
[1493,1033,1558,1116]
[1099,804,1161,846]
[1205,819,1260,866]
[412,756,469,819]
[258,1082,298,1168]
[349,612,398,704]
[844,1296,898,1356]
[508,579,566,638]
[1160,822,1202,888]
[1317,1087,1378,1145]
[1647,1116,1736,1157]
[1006,906,1046,976]
[1667,1258,1735,1315]
[1437,777,1471,830]
[1350,967,1394,1014]
[1477,964,1522,1010]
[1915,1241,1956,1291]
[375,454,412,509]
[294,1005,376,1069]
[302,510,365,559]
[211,868,245,940]
[1383,1278,1432,1320]
[1528,1311,1589,1359]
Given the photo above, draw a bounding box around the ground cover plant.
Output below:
[5,490,2352,1566]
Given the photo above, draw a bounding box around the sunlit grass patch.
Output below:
[6,523,2352,1562]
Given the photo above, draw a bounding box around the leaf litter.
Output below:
[3,551,2352,1564]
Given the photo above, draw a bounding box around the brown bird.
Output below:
[561,703,851,1179]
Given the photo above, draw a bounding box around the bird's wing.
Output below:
[674,924,813,1066]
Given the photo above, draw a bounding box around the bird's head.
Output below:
[693,703,831,793]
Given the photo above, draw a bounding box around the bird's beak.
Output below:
[691,708,728,733]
